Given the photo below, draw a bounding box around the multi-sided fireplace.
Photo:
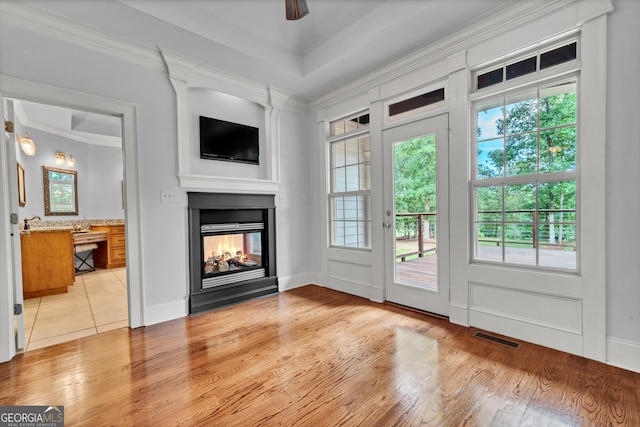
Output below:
[188,192,278,314]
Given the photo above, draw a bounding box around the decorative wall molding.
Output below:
[160,50,289,193]
[310,0,585,110]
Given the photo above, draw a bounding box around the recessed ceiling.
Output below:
[15,100,122,147]
[27,0,516,101]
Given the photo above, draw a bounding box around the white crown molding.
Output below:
[0,1,299,112]
[308,0,581,110]
[0,1,163,72]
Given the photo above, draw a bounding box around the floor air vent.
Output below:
[473,331,521,349]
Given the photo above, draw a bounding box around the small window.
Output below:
[477,68,504,90]
[540,42,577,69]
[474,40,578,91]
[331,112,370,137]
[506,56,537,80]
[389,88,445,117]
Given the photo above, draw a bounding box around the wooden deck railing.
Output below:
[476,208,577,250]
[396,213,436,261]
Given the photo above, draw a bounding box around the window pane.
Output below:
[477,185,503,214]
[332,197,344,220]
[333,167,346,192]
[332,221,345,246]
[344,221,358,246]
[504,226,536,266]
[538,181,576,222]
[538,224,576,269]
[332,141,345,167]
[345,137,359,165]
[505,90,537,135]
[505,184,535,222]
[506,56,537,81]
[357,195,369,220]
[477,100,503,141]
[476,224,503,262]
[359,163,371,190]
[540,42,577,69]
[344,118,359,134]
[505,133,537,176]
[477,68,503,90]
[389,88,445,117]
[345,165,359,191]
[539,126,576,172]
[540,82,576,128]
[359,135,371,163]
[331,120,345,136]
[477,139,504,178]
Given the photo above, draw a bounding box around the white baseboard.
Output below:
[144,299,188,326]
[449,304,469,326]
[607,337,640,373]
[278,272,320,291]
[370,287,384,303]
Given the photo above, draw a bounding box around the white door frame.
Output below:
[0,75,144,362]
[382,113,450,316]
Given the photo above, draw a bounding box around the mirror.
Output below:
[43,166,78,216]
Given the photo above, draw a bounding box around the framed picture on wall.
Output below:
[17,162,26,207]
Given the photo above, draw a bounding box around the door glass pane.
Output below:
[393,135,437,290]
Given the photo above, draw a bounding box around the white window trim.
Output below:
[327,112,372,250]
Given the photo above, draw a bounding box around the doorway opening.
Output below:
[9,98,129,352]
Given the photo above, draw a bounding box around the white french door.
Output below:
[383,114,450,316]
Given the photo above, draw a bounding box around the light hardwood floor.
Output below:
[2,285,638,426]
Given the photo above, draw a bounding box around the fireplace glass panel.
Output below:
[203,231,263,277]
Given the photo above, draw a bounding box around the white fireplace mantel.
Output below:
[160,49,290,193]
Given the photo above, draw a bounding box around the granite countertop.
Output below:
[20,219,124,235]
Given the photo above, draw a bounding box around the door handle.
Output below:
[383,221,392,229]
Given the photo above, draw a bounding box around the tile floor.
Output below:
[21,267,128,352]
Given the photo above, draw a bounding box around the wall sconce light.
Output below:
[55,151,66,165]
[16,133,36,156]
[54,152,76,167]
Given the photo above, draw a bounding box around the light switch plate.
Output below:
[160,190,179,203]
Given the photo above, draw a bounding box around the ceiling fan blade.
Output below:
[286,0,309,20]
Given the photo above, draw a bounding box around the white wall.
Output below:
[15,125,124,221]
[606,0,640,344]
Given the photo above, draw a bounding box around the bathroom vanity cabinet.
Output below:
[21,229,75,299]
[92,224,126,268]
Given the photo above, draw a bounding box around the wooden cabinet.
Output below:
[92,225,126,268]
[21,230,75,299]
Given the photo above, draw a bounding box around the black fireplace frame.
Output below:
[188,192,278,314]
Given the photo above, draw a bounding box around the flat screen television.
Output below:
[199,116,259,165]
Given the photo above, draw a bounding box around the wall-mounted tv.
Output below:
[199,116,259,165]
